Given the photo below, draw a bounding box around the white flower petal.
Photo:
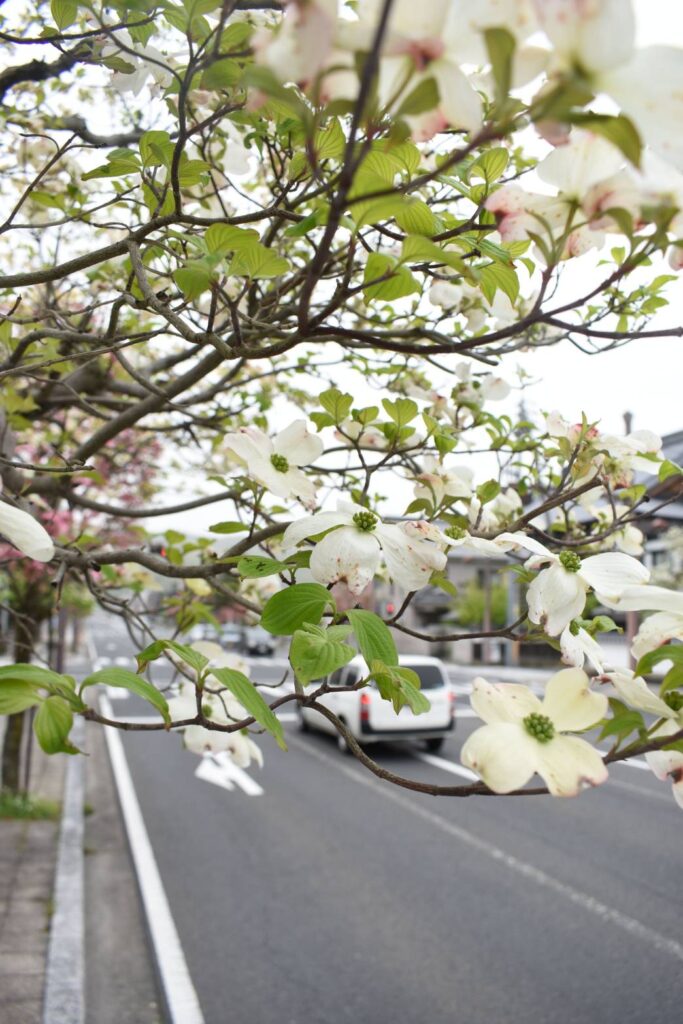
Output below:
[631,611,683,660]
[460,722,540,793]
[535,735,608,797]
[559,626,604,673]
[273,420,324,466]
[375,522,446,591]
[183,726,232,755]
[602,585,683,616]
[0,502,55,562]
[605,669,676,719]
[579,552,649,600]
[542,667,607,731]
[527,563,587,636]
[533,0,635,73]
[470,676,542,724]
[309,525,380,594]
[281,510,353,556]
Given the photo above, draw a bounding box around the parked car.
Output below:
[244,625,275,657]
[220,625,245,652]
[298,655,455,753]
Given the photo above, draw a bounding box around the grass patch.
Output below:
[0,791,61,821]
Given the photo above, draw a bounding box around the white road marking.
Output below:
[194,757,235,792]
[100,696,205,1024]
[290,735,683,963]
[196,753,264,797]
[412,751,479,781]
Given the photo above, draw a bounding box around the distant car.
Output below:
[188,623,220,644]
[244,625,275,657]
[298,655,455,753]
[220,625,245,652]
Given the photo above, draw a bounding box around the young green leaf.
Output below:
[80,668,170,724]
[33,697,79,755]
[209,667,286,750]
[260,583,333,636]
[347,609,398,667]
[289,626,355,684]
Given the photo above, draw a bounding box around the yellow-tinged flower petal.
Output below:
[542,668,607,731]
[461,722,539,793]
[470,677,542,724]
[535,735,608,797]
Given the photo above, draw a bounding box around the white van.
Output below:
[298,655,455,753]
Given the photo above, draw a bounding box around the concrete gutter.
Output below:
[42,716,85,1024]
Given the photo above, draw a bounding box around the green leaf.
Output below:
[319,387,353,424]
[139,130,174,168]
[484,27,516,105]
[660,664,683,699]
[209,667,286,750]
[237,555,288,578]
[315,118,346,161]
[205,223,259,254]
[51,0,77,30]
[347,609,398,667]
[569,113,642,168]
[478,261,519,304]
[636,644,683,677]
[0,664,68,688]
[659,459,682,482]
[354,195,405,228]
[289,625,355,685]
[363,253,420,302]
[80,668,170,724]
[209,521,249,534]
[394,199,436,236]
[228,242,289,279]
[174,261,215,299]
[476,479,501,504]
[34,697,79,755]
[470,147,509,184]
[396,76,439,117]
[369,661,431,715]
[260,583,333,636]
[0,681,42,715]
[136,640,209,675]
[382,397,418,427]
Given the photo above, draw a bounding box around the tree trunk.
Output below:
[1,617,37,794]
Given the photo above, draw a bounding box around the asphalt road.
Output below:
[87,614,683,1024]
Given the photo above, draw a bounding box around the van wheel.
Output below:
[425,737,445,753]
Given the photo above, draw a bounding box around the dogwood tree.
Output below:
[1,0,683,809]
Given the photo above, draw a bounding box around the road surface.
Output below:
[87,614,683,1024]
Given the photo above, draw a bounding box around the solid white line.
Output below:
[290,735,683,963]
[412,751,479,781]
[100,696,205,1024]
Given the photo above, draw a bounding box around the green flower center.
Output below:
[202,702,213,719]
[270,453,289,473]
[664,691,683,713]
[523,712,555,743]
[559,550,582,573]
[445,525,467,540]
[352,510,378,532]
[569,619,581,636]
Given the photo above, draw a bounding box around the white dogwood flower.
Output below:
[498,533,649,636]
[281,500,449,594]
[595,584,683,659]
[413,457,473,509]
[601,669,676,719]
[225,420,323,509]
[0,500,54,562]
[102,29,174,95]
[461,669,608,796]
[559,623,605,673]
[645,720,683,811]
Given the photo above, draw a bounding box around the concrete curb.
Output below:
[42,716,85,1024]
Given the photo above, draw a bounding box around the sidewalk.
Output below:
[0,736,65,1023]
[0,638,161,1023]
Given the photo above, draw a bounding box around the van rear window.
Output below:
[409,664,446,690]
